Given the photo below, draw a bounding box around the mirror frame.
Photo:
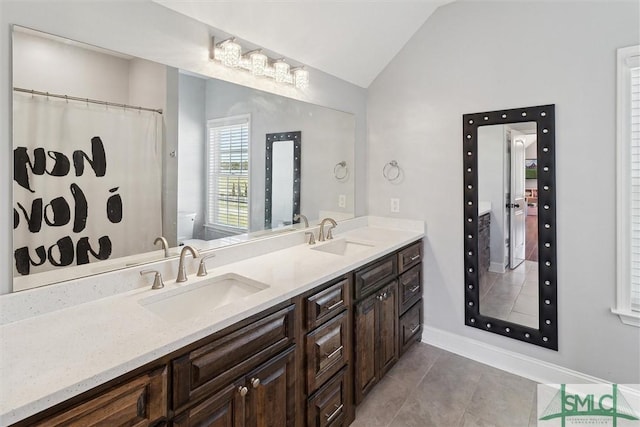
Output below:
[264,131,301,228]
[463,104,557,350]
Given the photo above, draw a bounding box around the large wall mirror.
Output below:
[463,104,557,350]
[11,26,355,292]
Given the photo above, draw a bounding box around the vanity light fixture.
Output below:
[210,37,309,89]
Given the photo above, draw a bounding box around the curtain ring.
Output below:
[334,161,348,180]
[383,160,400,181]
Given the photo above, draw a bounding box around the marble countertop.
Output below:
[0,217,423,426]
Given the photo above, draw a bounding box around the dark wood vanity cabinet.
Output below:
[173,347,296,427]
[353,240,424,405]
[478,213,490,276]
[397,241,425,357]
[172,305,297,427]
[353,280,398,404]
[29,366,168,427]
[301,275,354,427]
[15,239,425,427]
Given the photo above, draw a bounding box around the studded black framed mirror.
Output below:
[265,131,301,229]
[463,105,557,350]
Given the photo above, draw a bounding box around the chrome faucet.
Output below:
[177,245,200,282]
[318,218,337,242]
[294,213,309,228]
[154,236,170,258]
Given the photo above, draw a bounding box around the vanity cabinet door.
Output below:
[307,367,349,427]
[33,366,168,427]
[354,291,377,404]
[398,264,422,316]
[377,281,398,378]
[354,255,397,300]
[399,300,423,356]
[172,382,244,427]
[354,281,398,405]
[244,346,296,427]
[305,311,349,394]
[397,241,423,273]
[172,305,295,412]
[304,276,349,331]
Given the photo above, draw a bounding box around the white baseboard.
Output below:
[421,325,613,385]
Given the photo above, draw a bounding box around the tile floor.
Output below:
[351,342,538,427]
[479,260,539,329]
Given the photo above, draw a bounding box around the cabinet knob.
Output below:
[238,386,248,397]
[251,377,260,388]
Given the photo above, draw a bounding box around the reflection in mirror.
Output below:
[477,122,538,329]
[265,131,301,229]
[12,26,355,292]
[463,105,557,350]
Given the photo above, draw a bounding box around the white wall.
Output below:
[12,30,130,103]
[0,0,367,295]
[367,1,640,383]
[177,73,206,240]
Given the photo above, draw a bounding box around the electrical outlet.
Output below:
[390,198,400,213]
[338,194,346,208]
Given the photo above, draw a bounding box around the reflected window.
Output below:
[206,115,250,231]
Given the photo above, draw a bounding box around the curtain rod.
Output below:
[13,87,163,114]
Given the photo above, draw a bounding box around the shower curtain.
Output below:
[13,92,163,276]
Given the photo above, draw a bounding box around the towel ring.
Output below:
[334,161,348,180]
[383,160,401,181]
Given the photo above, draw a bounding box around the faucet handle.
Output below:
[197,254,216,276]
[305,231,316,245]
[140,270,164,290]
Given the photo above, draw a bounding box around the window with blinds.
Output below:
[205,115,250,231]
[615,45,640,326]
[630,63,640,312]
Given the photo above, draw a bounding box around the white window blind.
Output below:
[631,63,640,311]
[206,115,250,231]
[615,45,640,326]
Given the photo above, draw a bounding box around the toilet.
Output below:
[177,212,198,246]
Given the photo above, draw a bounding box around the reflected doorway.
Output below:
[477,122,539,328]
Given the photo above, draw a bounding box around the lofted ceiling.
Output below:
[154,1,453,88]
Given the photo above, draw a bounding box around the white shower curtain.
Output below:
[13,92,163,276]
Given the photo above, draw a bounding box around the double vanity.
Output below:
[0,217,424,427]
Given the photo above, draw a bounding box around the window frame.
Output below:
[613,45,640,327]
[204,114,251,232]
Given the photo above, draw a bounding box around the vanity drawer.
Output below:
[305,276,350,331]
[33,366,168,427]
[305,311,349,394]
[398,240,423,273]
[354,255,397,300]
[398,264,422,315]
[172,305,295,412]
[307,367,349,427]
[399,300,423,356]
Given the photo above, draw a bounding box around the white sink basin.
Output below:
[311,238,375,256]
[139,273,269,323]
